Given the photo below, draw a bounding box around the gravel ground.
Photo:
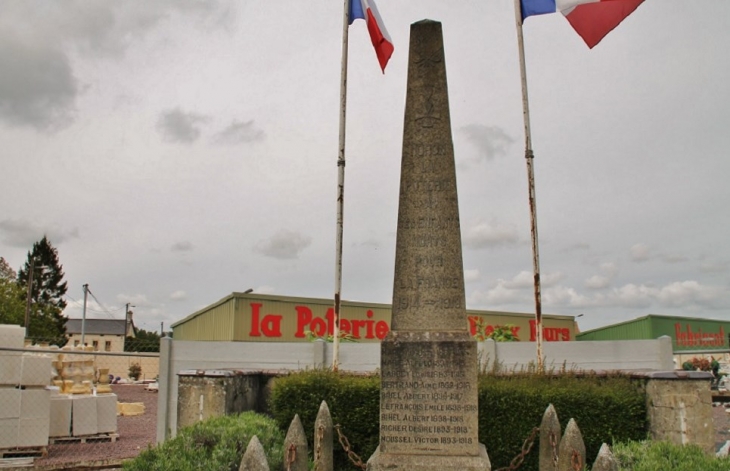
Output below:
[34,384,158,469]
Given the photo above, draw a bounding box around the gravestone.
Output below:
[366,20,491,471]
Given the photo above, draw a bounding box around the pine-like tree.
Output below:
[17,237,69,343]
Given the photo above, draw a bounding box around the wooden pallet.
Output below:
[49,433,119,445]
[0,446,47,459]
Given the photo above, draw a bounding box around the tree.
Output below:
[0,257,16,279]
[125,329,161,352]
[17,237,68,343]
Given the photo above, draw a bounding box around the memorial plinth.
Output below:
[366,20,490,471]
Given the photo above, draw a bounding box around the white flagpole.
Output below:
[513,0,544,372]
[333,0,352,371]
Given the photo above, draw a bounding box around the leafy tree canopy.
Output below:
[0,276,25,327]
[125,328,161,352]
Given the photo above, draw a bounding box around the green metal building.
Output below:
[577,314,730,354]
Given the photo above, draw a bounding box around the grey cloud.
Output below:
[463,220,520,249]
[156,108,209,144]
[212,120,265,145]
[0,220,79,248]
[254,230,311,260]
[171,241,193,252]
[461,124,514,161]
[0,33,77,130]
[629,243,652,263]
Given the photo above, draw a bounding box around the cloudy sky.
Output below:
[1,1,728,333]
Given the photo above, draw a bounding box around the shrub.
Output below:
[123,412,284,471]
[613,440,730,471]
[269,370,380,471]
[128,363,142,381]
[478,372,647,470]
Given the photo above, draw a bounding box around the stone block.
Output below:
[117,402,145,416]
[18,417,49,448]
[0,324,25,349]
[0,388,21,419]
[20,388,50,419]
[49,395,72,438]
[72,395,98,436]
[20,355,52,387]
[367,444,491,471]
[0,418,19,449]
[97,394,118,434]
[0,353,21,386]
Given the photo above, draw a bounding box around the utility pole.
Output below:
[81,284,89,346]
[24,257,36,335]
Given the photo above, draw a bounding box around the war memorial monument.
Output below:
[366,19,492,471]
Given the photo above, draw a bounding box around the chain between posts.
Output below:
[550,430,559,469]
[571,449,583,471]
[313,424,324,471]
[495,426,540,471]
[335,424,367,471]
[285,443,296,471]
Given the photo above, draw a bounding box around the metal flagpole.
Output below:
[513,0,544,372]
[333,0,352,371]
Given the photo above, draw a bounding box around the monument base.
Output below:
[366,444,491,471]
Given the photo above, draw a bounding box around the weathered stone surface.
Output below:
[645,377,714,453]
[592,443,619,471]
[239,435,269,471]
[367,19,489,471]
[313,401,333,471]
[539,404,560,471]
[558,419,585,471]
[391,19,466,333]
[379,331,480,456]
[283,414,308,471]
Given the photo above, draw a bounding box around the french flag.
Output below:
[349,0,394,72]
[521,0,644,48]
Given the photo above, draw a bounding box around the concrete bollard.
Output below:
[539,404,561,471]
[284,414,309,471]
[239,435,270,471]
[313,401,333,471]
[558,419,586,471]
[591,443,619,471]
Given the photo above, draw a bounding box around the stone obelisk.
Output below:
[366,20,491,471]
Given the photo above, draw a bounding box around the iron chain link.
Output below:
[334,424,367,470]
[494,426,540,471]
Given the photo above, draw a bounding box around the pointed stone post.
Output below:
[284,414,309,471]
[558,419,586,471]
[539,404,560,471]
[366,19,490,471]
[313,401,333,471]
[591,443,619,471]
[239,435,270,471]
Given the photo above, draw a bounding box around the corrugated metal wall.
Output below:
[577,317,652,341]
[173,296,236,341]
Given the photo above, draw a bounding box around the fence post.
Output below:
[539,404,560,471]
[284,414,309,471]
[156,337,173,443]
[313,401,333,471]
[313,339,326,369]
[239,435,270,471]
[558,418,586,471]
[591,443,619,471]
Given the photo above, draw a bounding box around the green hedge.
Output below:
[269,370,647,471]
[478,373,647,470]
[269,370,380,470]
[123,412,284,471]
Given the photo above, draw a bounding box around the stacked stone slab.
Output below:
[366,20,490,471]
[0,324,51,449]
[0,325,118,447]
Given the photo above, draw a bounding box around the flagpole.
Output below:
[513,0,544,372]
[333,0,352,372]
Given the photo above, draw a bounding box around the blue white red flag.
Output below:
[349,0,394,72]
[521,0,644,48]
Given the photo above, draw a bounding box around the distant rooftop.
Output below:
[66,318,132,336]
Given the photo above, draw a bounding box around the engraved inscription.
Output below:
[414,87,441,128]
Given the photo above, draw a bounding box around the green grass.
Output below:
[612,440,730,471]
